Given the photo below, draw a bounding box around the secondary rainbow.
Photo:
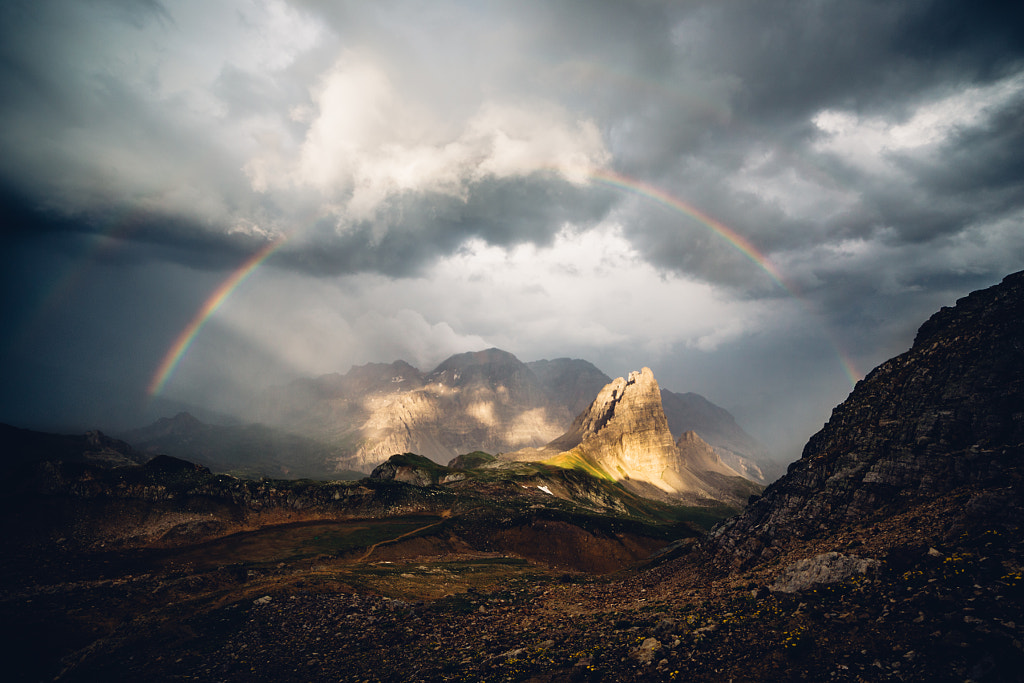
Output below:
[587,168,862,385]
[147,238,286,397]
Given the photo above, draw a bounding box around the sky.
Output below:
[2,0,1023,460]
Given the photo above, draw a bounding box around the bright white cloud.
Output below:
[220,223,784,376]
[246,56,609,227]
[812,71,1024,173]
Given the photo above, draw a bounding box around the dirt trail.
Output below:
[353,512,452,563]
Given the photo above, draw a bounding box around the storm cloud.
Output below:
[2,0,1023,458]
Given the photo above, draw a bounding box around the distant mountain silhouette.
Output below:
[121,412,366,480]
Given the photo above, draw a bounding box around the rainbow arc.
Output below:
[147,239,285,396]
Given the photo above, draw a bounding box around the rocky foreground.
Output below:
[4,482,1020,682]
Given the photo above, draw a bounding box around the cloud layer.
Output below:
[2,0,1023,457]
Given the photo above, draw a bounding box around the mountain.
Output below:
[5,273,1024,682]
[526,357,613,416]
[120,412,366,480]
[249,350,573,471]
[661,389,777,482]
[249,348,773,480]
[506,367,761,506]
[1,423,147,470]
[706,270,1024,569]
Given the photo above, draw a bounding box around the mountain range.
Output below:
[503,367,760,506]
[127,348,773,484]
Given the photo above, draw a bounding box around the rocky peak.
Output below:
[708,270,1024,567]
[342,360,425,394]
[427,348,541,394]
[675,430,738,477]
[530,368,757,505]
[550,367,675,457]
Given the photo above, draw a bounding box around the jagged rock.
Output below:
[506,368,760,506]
[548,368,682,486]
[708,270,1024,567]
[770,552,880,593]
[245,348,766,479]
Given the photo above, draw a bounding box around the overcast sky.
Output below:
[2,0,1022,459]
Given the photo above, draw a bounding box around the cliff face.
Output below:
[513,368,758,505]
[549,368,680,475]
[709,271,1024,566]
[352,350,571,468]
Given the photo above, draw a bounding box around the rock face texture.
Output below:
[509,368,759,505]
[769,552,880,593]
[251,350,572,472]
[709,271,1024,566]
[546,368,681,476]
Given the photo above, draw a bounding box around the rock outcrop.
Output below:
[509,368,760,505]
[769,552,880,593]
[546,368,681,477]
[370,453,445,486]
[708,270,1024,566]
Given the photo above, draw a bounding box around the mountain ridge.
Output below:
[244,348,773,480]
[706,269,1024,568]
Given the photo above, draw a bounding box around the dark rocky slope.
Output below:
[707,270,1024,568]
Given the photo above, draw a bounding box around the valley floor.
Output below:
[3,488,1023,682]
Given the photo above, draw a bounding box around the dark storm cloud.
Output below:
[2,0,1024,452]
[2,0,1022,289]
[575,0,1024,309]
[280,176,613,277]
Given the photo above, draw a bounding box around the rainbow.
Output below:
[586,168,862,385]
[147,238,286,396]
[589,169,794,293]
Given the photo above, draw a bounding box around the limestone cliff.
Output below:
[708,270,1024,567]
[510,368,758,505]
